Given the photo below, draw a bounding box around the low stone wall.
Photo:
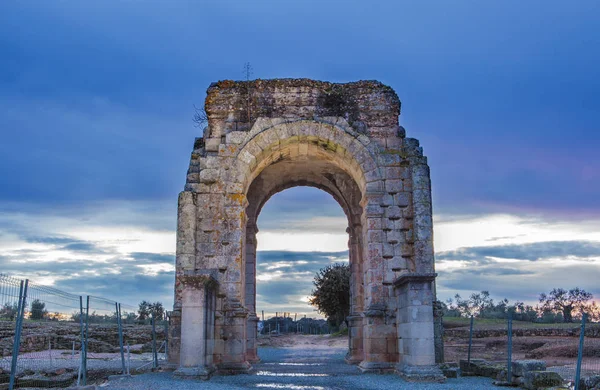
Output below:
[0,321,166,356]
[445,326,600,339]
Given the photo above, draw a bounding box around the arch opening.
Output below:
[242,143,367,363]
[253,187,350,337]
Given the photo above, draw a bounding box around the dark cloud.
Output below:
[437,241,600,262]
[129,252,175,264]
[485,235,527,242]
[257,250,348,264]
[0,1,598,216]
[24,235,83,245]
[437,261,600,305]
[61,242,113,254]
[257,280,313,305]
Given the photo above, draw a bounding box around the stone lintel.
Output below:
[393,272,437,288]
[180,269,219,290]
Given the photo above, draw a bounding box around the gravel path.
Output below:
[104,346,497,390]
[0,351,162,375]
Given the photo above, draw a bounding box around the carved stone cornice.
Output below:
[393,272,437,288]
[180,269,219,290]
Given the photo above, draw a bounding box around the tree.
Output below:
[539,287,593,323]
[149,302,164,320]
[138,301,164,321]
[138,300,151,321]
[0,302,18,320]
[308,263,350,328]
[30,299,47,320]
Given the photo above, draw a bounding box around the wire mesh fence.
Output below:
[13,280,83,388]
[444,314,600,388]
[258,312,334,336]
[0,275,25,385]
[0,274,169,389]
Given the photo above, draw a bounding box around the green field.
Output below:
[443,317,600,330]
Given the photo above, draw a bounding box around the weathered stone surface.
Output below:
[512,360,547,377]
[522,371,564,390]
[459,359,505,378]
[579,375,600,390]
[171,78,437,380]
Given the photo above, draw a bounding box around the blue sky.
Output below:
[1,1,599,317]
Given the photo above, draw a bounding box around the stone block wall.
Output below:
[170,79,439,380]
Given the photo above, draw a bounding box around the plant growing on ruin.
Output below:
[192,105,208,128]
[308,263,350,328]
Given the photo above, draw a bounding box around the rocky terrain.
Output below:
[0,320,166,356]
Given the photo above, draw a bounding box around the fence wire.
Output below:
[0,275,167,389]
[445,315,600,388]
[0,275,23,376]
[1,276,83,388]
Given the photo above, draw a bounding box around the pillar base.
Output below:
[396,364,446,383]
[345,314,363,365]
[345,353,362,365]
[173,365,216,380]
[217,361,252,375]
[247,349,260,364]
[357,361,395,373]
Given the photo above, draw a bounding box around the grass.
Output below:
[331,328,349,337]
[444,317,600,330]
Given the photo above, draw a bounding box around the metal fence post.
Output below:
[8,279,26,390]
[151,315,158,369]
[164,316,169,359]
[507,312,513,381]
[467,315,474,366]
[77,296,84,386]
[116,303,126,374]
[575,313,588,390]
[83,295,90,385]
[126,342,131,375]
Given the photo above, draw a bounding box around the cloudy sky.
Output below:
[1,1,599,317]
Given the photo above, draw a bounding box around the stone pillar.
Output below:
[346,227,364,365]
[358,193,395,373]
[218,300,251,374]
[245,224,260,363]
[174,271,218,380]
[406,142,434,274]
[394,273,444,382]
[169,191,197,365]
[433,300,445,364]
[215,193,251,374]
[167,310,181,368]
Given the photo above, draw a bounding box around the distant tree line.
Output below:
[443,288,600,323]
[0,299,166,324]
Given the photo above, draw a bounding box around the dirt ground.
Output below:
[258,328,600,379]
[257,333,348,349]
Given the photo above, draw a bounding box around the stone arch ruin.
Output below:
[169,79,442,381]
